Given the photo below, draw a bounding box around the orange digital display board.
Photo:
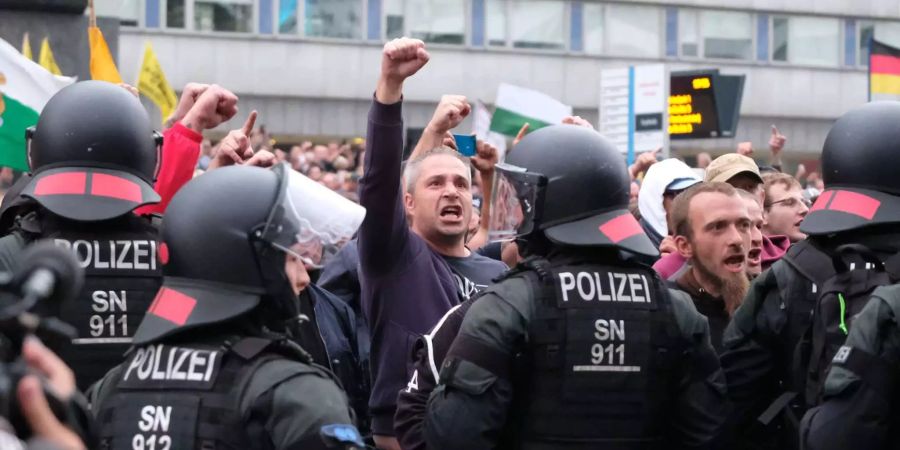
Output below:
[668,73,720,138]
[669,70,745,139]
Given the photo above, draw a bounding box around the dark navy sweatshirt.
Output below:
[358,98,505,436]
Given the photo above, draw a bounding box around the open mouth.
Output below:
[440,205,463,220]
[747,248,762,266]
[723,253,746,272]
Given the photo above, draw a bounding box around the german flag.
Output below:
[870,39,900,100]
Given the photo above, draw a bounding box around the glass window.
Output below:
[583,3,604,54]
[679,9,698,57]
[167,0,185,28]
[606,4,661,57]
[772,16,839,66]
[486,0,507,47]
[510,0,565,49]
[406,0,465,44]
[860,21,900,65]
[772,17,788,61]
[701,10,753,60]
[195,0,253,32]
[278,0,298,33]
[94,0,142,26]
[384,0,404,39]
[305,0,362,38]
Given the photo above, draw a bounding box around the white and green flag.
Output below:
[489,83,572,136]
[0,37,74,171]
[472,99,507,159]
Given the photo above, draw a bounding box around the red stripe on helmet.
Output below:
[90,173,143,203]
[159,242,170,265]
[829,190,881,220]
[809,190,833,212]
[599,213,643,243]
[33,172,87,196]
[148,287,197,326]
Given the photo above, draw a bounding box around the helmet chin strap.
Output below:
[252,241,306,334]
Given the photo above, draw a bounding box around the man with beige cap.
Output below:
[704,153,766,206]
[704,153,790,271]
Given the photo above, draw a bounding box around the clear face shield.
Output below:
[488,162,547,242]
[257,163,366,269]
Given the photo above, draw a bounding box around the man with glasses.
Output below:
[763,173,810,243]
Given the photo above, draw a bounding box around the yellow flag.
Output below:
[21,32,33,60]
[137,43,178,122]
[38,37,62,76]
[88,26,123,83]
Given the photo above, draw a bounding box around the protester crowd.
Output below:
[3,37,900,450]
[197,136,368,203]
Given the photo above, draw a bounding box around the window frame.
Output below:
[482,0,571,52]
[769,14,843,67]
[856,20,900,68]
[383,0,472,46]
[277,0,368,39]
[580,1,604,55]
[160,0,258,34]
[858,20,875,67]
[698,8,756,62]
[578,2,662,58]
[676,7,701,59]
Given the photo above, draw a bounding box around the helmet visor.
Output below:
[488,162,546,242]
[259,164,365,268]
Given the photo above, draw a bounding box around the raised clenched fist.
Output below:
[427,95,470,135]
[381,38,430,84]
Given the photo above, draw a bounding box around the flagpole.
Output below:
[868,36,873,103]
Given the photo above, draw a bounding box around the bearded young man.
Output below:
[670,182,752,352]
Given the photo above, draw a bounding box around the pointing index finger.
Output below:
[241,110,258,136]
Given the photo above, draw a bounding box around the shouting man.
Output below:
[670,182,752,351]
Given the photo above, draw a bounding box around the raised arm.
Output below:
[358,38,430,275]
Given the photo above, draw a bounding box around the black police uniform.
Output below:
[797,102,900,450]
[718,240,831,449]
[800,283,900,450]
[0,81,165,391]
[721,101,900,449]
[424,125,727,450]
[89,164,363,450]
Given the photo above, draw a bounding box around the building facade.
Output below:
[102,0,900,161]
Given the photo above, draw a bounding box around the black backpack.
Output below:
[801,244,900,406]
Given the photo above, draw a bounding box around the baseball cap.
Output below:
[665,177,702,192]
[704,154,763,184]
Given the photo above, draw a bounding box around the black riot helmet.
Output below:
[489,125,657,257]
[132,163,365,345]
[801,101,900,235]
[20,80,162,222]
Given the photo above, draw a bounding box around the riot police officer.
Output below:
[424,125,727,449]
[0,81,166,390]
[797,102,900,450]
[89,163,367,449]
[721,101,900,450]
